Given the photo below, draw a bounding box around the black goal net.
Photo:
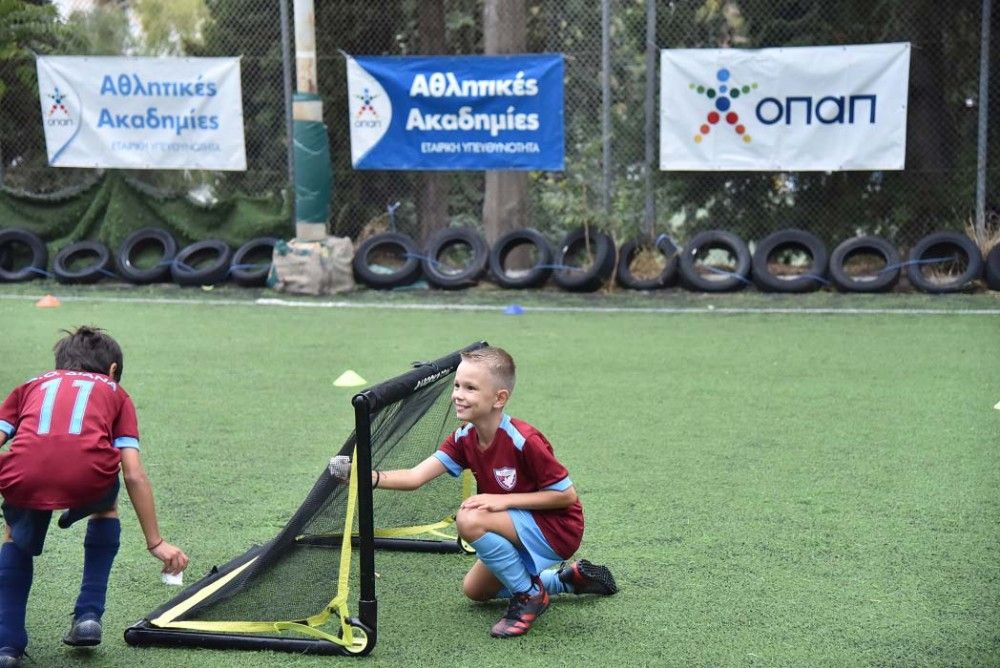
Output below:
[125,341,485,656]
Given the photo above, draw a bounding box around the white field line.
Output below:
[2,293,999,315]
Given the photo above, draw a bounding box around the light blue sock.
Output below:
[0,541,33,652]
[470,533,536,596]
[496,570,570,598]
[540,569,571,595]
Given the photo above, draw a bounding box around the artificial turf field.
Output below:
[1,286,998,667]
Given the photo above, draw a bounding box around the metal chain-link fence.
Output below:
[315,0,995,250]
[2,0,995,251]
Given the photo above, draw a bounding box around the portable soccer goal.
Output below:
[125,341,485,656]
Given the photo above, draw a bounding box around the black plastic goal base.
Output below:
[124,618,376,657]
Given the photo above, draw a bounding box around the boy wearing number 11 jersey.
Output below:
[0,326,187,667]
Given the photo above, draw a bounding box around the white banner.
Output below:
[36,56,246,170]
[660,43,911,171]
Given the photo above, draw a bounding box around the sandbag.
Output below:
[269,236,355,295]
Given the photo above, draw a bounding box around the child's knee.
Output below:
[455,508,485,541]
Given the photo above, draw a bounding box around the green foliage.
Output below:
[63,5,130,55]
[133,0,210,55]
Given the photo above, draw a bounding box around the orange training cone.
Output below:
[35,294,61,308]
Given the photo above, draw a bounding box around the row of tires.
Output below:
[0,228,275,287]
[354,227,1000,294]
[3,225,999,293]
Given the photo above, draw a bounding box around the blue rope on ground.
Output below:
[402,252,441,268]
[699,265,752,284]
[25,266,54,278]
[878,256,952,274]
[533,263,586,272]
[171,259,195,274]
[98,268,118,278]
[799,273,831,285]
[227,262,270,275]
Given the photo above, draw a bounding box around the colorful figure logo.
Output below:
[48,87,71,117]
[356,88,379,118]
[689,68,757,144]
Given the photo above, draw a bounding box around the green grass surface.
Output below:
[1,289,998,667]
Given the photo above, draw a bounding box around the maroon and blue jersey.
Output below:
[0,370,139,509]
[435,414,584,559]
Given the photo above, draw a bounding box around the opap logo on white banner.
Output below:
[660,43,911,172]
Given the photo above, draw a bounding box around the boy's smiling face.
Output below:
[452,360,507,423]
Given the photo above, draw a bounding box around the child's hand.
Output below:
[328,455,352,481]
[460,494,509,512]
[150,540,189,575]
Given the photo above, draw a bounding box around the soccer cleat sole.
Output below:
[63,619,102,647]
[574,560,619,595]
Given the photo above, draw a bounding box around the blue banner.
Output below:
[346,54,564,171]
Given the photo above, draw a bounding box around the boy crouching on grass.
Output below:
[332,345,617,638]
[0,326,187,667]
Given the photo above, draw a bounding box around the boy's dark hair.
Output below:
[54,326,124,381]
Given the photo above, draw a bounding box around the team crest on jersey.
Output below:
[493,467,517,491]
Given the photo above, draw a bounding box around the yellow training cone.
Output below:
[35,294,61,308]
[333,370,367,387]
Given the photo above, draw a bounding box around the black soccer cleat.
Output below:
[558,559,619,595]
[490,578,550,638]
[0,647,25,668]
[63,612,102,647]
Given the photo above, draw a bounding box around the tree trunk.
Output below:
[901,0,955,238]
[416,0,449,243]
[482,0,529,246]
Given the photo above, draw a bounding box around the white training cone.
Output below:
[333,370,367,387]
[162,571,184,586]
[994,400,1000,410]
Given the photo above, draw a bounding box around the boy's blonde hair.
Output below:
[460,346,516,392]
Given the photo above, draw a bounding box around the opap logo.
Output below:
[46,87,75,126]
[689,68,757,145]
[355,88,380,122]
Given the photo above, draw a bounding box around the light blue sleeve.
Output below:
[114,436,140,450]
[433,451,463,477]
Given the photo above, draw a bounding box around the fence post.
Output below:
[279,0,296,226]
[975,0,992,238]
[643,0,657,239]
[601,0,611,224]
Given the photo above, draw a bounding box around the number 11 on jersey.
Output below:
[37,378,95,435]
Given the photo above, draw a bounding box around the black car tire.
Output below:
[171,240,233,286]
[829,235,901,293]
[421,227,489,290]
[488,229,554,289]
[905,232,983,294]
[53,240,113,284]
[116,228,178,284]
[352,232,422,289]
[677,230,751,292]
[751,228,829,293]
[984,244,1000,291]
[231,237,279,287]
[0,228,48,282]
[552,228,616,292]
[616,235,679,290]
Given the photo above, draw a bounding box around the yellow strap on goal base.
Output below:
[150,448,362,649]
